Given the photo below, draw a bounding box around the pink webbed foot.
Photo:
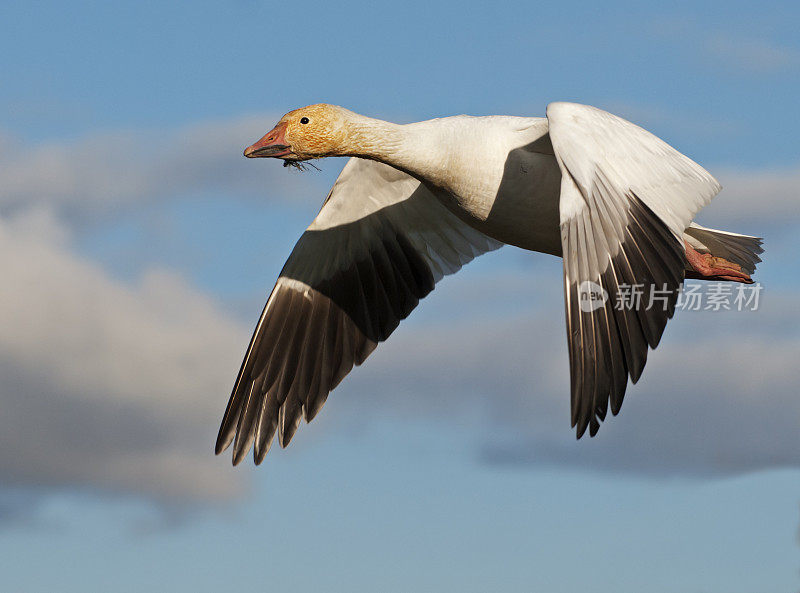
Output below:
[684,241,754,284]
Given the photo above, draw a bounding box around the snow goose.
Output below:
[216,102,763,465]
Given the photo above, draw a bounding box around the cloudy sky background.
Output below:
[2,1,799,592]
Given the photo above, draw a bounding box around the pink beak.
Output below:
[243,122,292,158]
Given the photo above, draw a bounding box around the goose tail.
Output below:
[683,223,764,276]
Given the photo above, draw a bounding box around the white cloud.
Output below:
[0,208,249,503]
[0,114,321,226]
[339,275,800,477]
[0,115,351,515]
[0,112,797,516]
[651,19,800,75]
[700,165,800,227]
[706,35,800,74]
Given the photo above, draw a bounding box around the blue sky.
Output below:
[1,1,800,591]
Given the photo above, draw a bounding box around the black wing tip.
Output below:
[214,434,246,467]
[214,391,321,465]
[589,421,600,437]
[232,445,248,466]
[214,429,234,457]
[278,424,297,449]
[574,417,603,439]
[629,359,645,384]
[573,416,588,439]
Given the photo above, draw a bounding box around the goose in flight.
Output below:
[216,102,763,465]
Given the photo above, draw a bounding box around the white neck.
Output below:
[338,113,450,189]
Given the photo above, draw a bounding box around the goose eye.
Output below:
[300,117,310,124]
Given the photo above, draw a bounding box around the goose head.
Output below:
[244,104,353,162]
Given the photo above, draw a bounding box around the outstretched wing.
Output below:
[216,158,502,464]
[546,102,721,438]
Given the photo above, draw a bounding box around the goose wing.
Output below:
[546,102,721,438]
[216,157,501,464]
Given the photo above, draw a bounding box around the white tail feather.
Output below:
[683,222,764,275]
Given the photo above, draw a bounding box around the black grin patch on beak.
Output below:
[244,144,292,157]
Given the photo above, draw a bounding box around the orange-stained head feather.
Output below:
[279,104,352,160]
